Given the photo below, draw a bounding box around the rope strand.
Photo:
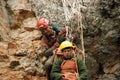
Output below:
[61,0,86,63]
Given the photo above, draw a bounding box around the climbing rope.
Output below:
[61,0,86,63]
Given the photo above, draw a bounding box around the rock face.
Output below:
[84,0,120,80]
[0,0,44,79]
[30,0,66,26]
[0,0,120,80]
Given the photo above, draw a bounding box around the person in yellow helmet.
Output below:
[37,18,82,80]
[50,40,88,80]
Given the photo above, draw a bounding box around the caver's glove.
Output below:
[42,42,59,58]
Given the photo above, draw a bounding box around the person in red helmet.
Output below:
[37,18,55,38]
[37,18,66,57]
[37,18,67,80]
[37,18,49,28]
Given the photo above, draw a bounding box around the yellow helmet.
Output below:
[59,40,73,51]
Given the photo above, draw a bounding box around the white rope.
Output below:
[61,0,86,63]
[61,0,70,22]
[77,0,86,63]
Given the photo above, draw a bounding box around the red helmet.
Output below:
[37,18,49,28]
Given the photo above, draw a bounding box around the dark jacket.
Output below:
[50,57,88,80]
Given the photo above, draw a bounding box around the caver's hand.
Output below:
[51,42,59,50]
[62,72,77,80]
[61,75,69,80]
